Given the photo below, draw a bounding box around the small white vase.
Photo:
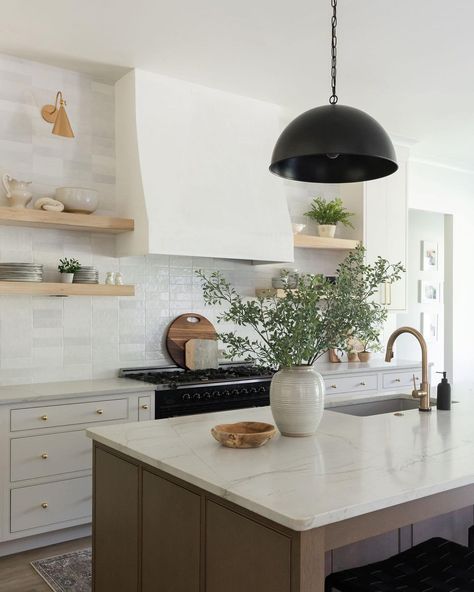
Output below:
[60,273,74,283]
[317,224,336,238]
[270,366,325,437]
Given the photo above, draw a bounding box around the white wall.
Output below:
[0,53,354,385]
[409,160,474,391]
[0,54,115,213]
[396,209,447,384]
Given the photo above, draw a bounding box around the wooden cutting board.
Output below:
[185,339,219,370]
[166,313,217,369]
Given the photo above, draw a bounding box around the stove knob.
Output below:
[232,389,239,396]
[205,392,213,400]
[241,388,248,395]
[258,386,267,393]
[182,393,191,400]
[250,387,257,394]
[223,390,231,397]
[192,393,202,400]
[215,392,223,398]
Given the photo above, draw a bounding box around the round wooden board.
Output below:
[166,313,217,368]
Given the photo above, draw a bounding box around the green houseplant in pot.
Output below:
[58,258,81,283]
[353,302,387,362]
[197,245,403,437]
[304,196,354,238]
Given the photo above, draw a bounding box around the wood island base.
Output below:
[93,442,474,592]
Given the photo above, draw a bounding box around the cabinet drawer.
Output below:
[325,374,377,394]
[138,396,152,421]
[10,398,129,431]
[11,430,91,482]
[11,476,92,532]
[383,371,421,390]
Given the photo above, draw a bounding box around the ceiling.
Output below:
[1,0,473,170]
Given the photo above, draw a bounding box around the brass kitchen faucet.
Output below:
[385,327,431,412]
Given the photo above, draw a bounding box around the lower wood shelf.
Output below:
[0,282,135,297]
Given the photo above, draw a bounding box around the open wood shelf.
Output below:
[293,234,359,250]
[0,207,134,234]
[0,282,135,297]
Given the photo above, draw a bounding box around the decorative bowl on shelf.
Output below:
[211,421,276,448]
[55,187,99,214]
[292,223,306,234]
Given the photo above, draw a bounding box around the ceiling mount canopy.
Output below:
[270,0,398,184]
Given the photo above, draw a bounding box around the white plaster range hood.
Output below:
[115,69,293,262]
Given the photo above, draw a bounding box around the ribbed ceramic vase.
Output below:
[270,365,325,437]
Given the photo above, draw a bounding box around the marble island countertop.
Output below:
[87,390,474,532]
[0,378,155,405]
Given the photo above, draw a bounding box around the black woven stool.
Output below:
[326,537,474,591]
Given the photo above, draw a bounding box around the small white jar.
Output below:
[105,272,115,285]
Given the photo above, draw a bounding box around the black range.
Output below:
[119,363,274,419]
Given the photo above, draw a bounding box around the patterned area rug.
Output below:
[31,549,91,592]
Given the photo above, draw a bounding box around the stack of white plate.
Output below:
[73,266,99,284]
[0,263,43,282]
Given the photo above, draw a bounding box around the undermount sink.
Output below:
[329,397,428,417]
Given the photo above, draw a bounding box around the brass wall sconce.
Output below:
[41,91,74,138]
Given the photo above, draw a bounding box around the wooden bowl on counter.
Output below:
[211,421,276,449]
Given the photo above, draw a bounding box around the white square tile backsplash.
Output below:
[0,52,348,385]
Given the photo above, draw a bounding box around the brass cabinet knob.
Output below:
[395,378,401,383]
[41,502,48,509]
[96,409,104,415]
[41,453,48,460]
[41,415,48,421]
[359,382,366,386]
[141,404,149,410]
[330,384,337,389]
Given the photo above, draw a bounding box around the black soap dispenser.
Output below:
[436,371,451,410]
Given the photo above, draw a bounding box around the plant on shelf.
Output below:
[304,196,354,238]
[196,245,404,437]
[58,258,81,284]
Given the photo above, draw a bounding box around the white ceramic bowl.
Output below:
[55,187,99,214]
[292,223,306,234]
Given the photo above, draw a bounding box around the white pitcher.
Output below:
[2,174,33,209]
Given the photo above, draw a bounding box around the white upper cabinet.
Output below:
[363,145,408,311]
[115,69,293,262]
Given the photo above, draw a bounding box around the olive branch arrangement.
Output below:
[197,245,404,369]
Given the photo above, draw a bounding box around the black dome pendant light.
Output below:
[270,0,398,183]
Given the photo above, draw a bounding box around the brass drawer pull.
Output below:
[359,382,366,386]
[330,384,337,389]
[141,404,149,410]
[41,502,48,509]
[41,453,48,460]
[96,409,104,415]
[41,415,48,421]
[394,378,401,383]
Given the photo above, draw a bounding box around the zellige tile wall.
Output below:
[0,53,345,385]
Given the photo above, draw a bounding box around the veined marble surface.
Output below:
[0,378,155,405]
[87,391,472,531]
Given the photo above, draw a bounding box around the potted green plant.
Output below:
[57,258,81,283]
[304,196,354,238]
[353,303,387,362]
[197,245,403,437]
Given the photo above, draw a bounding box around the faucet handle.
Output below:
[412,374,420,398]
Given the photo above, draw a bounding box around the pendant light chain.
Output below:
[329,0,338,105]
